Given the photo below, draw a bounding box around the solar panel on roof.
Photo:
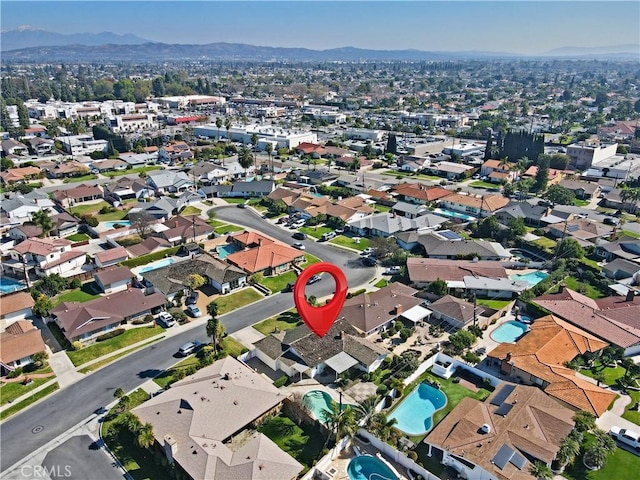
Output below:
[492,444,515,470]
[439,230,462,240]
[490,384,515,406]
[510,452,527,470]
[495,402,514,416]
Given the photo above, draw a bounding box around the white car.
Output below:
[292,242,306,250]
[384,266,401,275]
[361,247,374,255]
[610,426,640,451]
[157,312,176,328]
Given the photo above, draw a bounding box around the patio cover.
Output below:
[401,305,432,323]
[325,351,358,374]
[292,363,309,374]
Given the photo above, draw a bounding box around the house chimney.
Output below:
[506,352,512,362]
[395,304,403,315]
[163,434,177,464]
[626,289,635,302]
[558,284,565,293]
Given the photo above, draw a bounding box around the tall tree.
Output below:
[136,422,155,449]
[215,117,223,140]
[238,146,254,177]
[265,142,273,172]
[533,155,549,192]
[31,209,54,237]
[385,133,397,154]
[224,118,231,142]
[206,301,224,353]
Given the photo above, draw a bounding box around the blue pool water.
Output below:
[139,258,176,273]
[217,244,239,259]
[102,220,132,229]
[491,321,529,343]
[347,455,398,480]
[509,271,549,287]
[433,207,476,222]
[388,383,447,436]
[0,277,27,294]
[303,390,353,422]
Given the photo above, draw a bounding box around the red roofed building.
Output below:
[296,142,327,157]
[392,183,451,204]
[226,230,304,276]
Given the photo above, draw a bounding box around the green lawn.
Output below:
[260,271,298,293]
[623,389,640,425]
[573,198,590,207]
[215,288,263,315]
[562,433,640,480]
[375,204,391,213]
[303,253,322,265]
[253,309,302,335]
[65,233,90,241]
[581,361,625,385]
[70,201,109,217]
[330,235,370,251]
[220,336,247,357]
[532,237,557,253]
[476,299,513,310]
[67,325,165,366]
[180,206,202,216]
[621,230,640,239]
[53,286,101,306]
[381,170,442,181]
[77,338,163,374]
[153,356,200,388]
[96,209,130,222]
[0,383,59,421]
[469,180,501,189]
[374,279,388,288]
[120,246,181,268]
[258,413,325,472]
[207,219,228,228]
[214,224,244,235]
[103,166,161,178]
[561,276,607,299]
[0,377,54,405]
[224,198,247,204]
[299,225,333,239]
[65,174,98,183]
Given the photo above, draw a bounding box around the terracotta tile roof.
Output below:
[392,183,451,202]
[0,320,46,364]
[226,243,303,274]
[426,385,575,480]
[230,230,275,248]
[0,166,41,183]
[0,291,35,317]
[14,237,72,256]
[482,159,512,170]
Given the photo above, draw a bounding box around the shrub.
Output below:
[399,327,414,342]
[461,352,481,364]
[97,328,125,342]
[69,278,82,289]
[376,384,388,395]
[407,451,418,461]
[144,314,154,323]
[72,341,83,351]
[347,288,366,299]
[273,375,289,388]
[132,319,145,325]
[83,215,99,227]
[7,367,23,378]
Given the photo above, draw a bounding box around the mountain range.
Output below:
[1,27,638,62]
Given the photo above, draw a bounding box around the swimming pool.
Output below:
[303,390,352,422]
[509,271,549,287]
[102,220,132,229]
[347,455,398,480]
[491,320,529,343]
[388,383,447,436]
[0,277,27,294]
[138,258,176,273]
[217,244,239,259]
[433,207,476,222]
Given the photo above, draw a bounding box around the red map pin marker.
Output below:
[294,262,348,338]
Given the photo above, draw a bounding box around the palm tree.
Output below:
[265,143,273,173]
[354,395,378,428]
[239,146,254,178]
[31,209,54,237]
[620,187,640,214]
[573,410,596,432]
[322,401,358,447]
[136,422,155,449]
[224,118,231,143]
[529,461,553,479]
[206,301,224,353]
[215,117,223,141]
[370,413,398,442]
[119,411,141,434]
[554,433,581,472]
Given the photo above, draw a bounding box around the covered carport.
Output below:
[324,351,359,380]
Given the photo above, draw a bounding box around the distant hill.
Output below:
[1,26,149,51]
[543,44,640,57]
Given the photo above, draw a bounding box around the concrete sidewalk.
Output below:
[48,351,83,389]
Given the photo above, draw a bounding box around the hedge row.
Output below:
[97,328,125,342]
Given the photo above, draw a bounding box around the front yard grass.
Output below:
[253,309,301,335]
[573,198,590,207]
[224,198,247,204]
[374,279,388,288]
[65,174,98,183]
[215,288,263,315]
[469,180,500,189]
[214,223,244,235]
[299,225,333,239]
[180,206,202,216]
[77,338,163,374]
[67,325,165,367]
[0,377,54,405]
[65,233,90,242]
[258,413,325,473]
[581,360,626,387]
[303,253,321,265]
[153,356,200,389]
[623,389,640,425]
[621,230,640,239]
[562,433,640,480]
[532,236,557,253]
[0,383,59,421]
[103,166,161,178]
[330,235,370,251]
[259,271,298,293]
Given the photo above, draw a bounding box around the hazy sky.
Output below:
[2,1,639,54]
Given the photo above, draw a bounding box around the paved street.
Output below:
[0,210,375,473]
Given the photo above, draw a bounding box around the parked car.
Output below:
[472,174,481,180]
[186,305,202,317]
[384,266,401,275]
[292,232,307,240]
[290,219,306,229]
[292,242,306,250]
[361,247,375,256]
[156,312,176,328]
[186,291,200,305]
[178,340,202,356]
[321,231,336,241]
[283,281,296,292]
[610,426,640,451]
[603,217,620,225]
[277,216,289,224]
[307,274,322,285]
[237,202,247,209]
[362,256,377,266]
[334,228,345,235]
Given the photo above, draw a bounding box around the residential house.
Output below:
[50,288,166,343]
[119,152,158,167]
[146,170,193,194]
[364,188,396,207]
[598,121,637,141]
[27,136,54,156]
[396,155,430,172]
[480,159,517,184]
[594,236,640,262]
[340,283,424,336]
[558,179,600,200]
[407,257,509,289]
[487,315,615,416]
[348,212,447,238]
[129,197,180,220]
[391,201,430,219]
[0,191,55,225]
[600,188,640,213]
[439,193,509,218]
[43,160,90,179]
[601,257,640,281]
[103,176,151,203]
[533,287,640,355]
[158,141,193,163]
[94,266,134,294]
[0,291,35,332]
[0,166,42,184]
[335,155,372,170]
[56,134,108,156]
[142,254,246,299]
[189,161,248,185]
[132,357,303,480]
[392,183,451,205]
[0,321,46,374]
[94,246,129,268]
[126,236,172,258]
[5,237,86,279]
[424,161,474,180]
[425,384,575,480]
[296,142,327,158]
[51,211,81,237]
[253,317,387,380]
[226,232,304,277]
[428,295,489,329]
[522,165,565,185]
[155,215,213,245]
[418,231,511,260]
[8,223,43,242]
[200,180,275,199]
[90,159,128,173]
[494,202,551,228]
[548,218,613,245]
[1,139,29,157]
[52,184,104,208]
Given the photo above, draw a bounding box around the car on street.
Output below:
[277,216,289,224]
[610,426,640,451]
[361,247,375,256]
[472,174,481,180]
[292,242,306,250]
[237,202,247,209]
[186,291,199,305]
[292,232,307,240]
[603,217,620,225]
[307,274,322,285]
[186,305,202,317]
[362,256,377,266]
[156,312,176,328]
[321,231,336,241]
[178,340,202,356]
[384,266,401,275]
[283,281,297,292]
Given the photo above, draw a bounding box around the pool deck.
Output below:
[282,379,359,408]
